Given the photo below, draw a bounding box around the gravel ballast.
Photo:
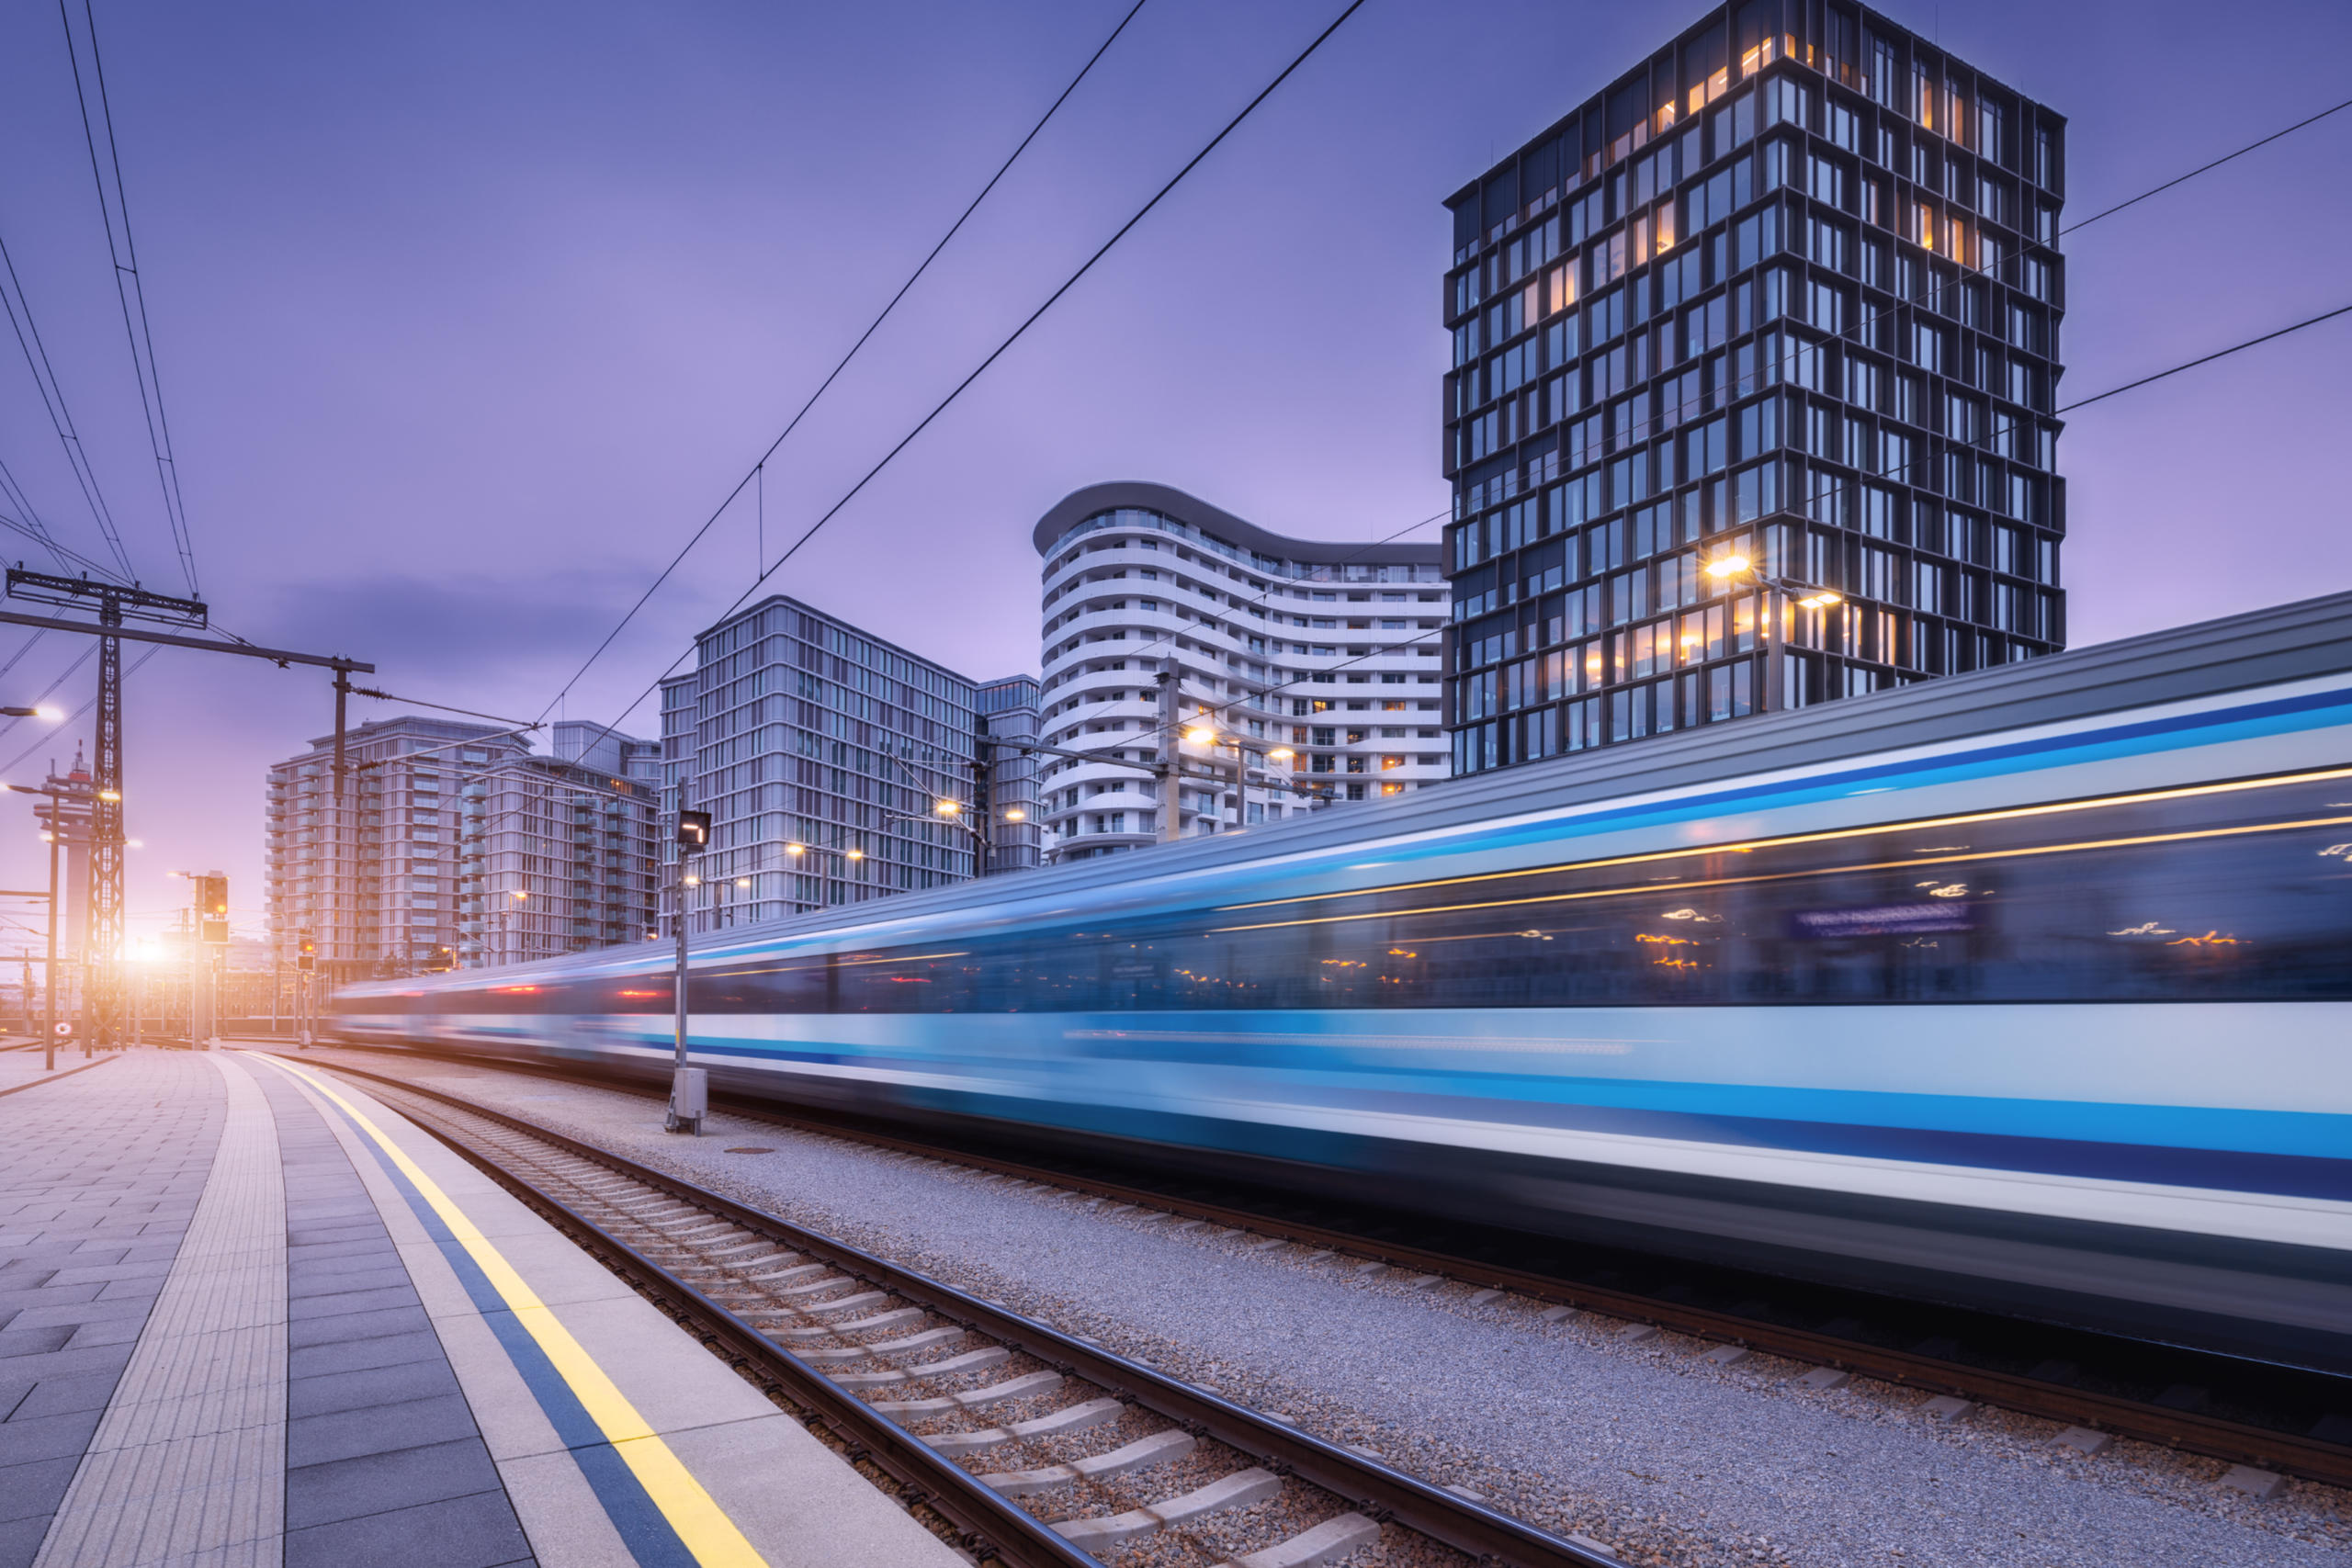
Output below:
[323,1055,2351,1568]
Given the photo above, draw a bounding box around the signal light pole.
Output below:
[668,807,711,1134]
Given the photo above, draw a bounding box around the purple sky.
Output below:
[0,0,2345,946]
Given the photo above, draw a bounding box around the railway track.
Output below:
[296,1042,2352,1495]
[300,1055,1614,1568]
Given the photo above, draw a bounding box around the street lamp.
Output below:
[502,888,526,966]
[1702,552,1843,714]
[0,705,62,720]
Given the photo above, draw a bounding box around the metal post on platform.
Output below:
[667,806,710,1134]
[42,829,58,1072]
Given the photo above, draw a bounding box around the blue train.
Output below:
[335,593,2352,1372]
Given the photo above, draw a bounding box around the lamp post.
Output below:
[1701,551,1844,715]
[668,807,711,1134]
[501,888,528,965]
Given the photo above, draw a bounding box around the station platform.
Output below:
[0,1047,962,1568]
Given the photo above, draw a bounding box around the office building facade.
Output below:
[265,716,658,975]
[659,595,980,933]
[977,675,1046,873]
[1034,482,1449,862]
[1442,1,2065,774]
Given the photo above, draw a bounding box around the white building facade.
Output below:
[264,716,659,976]
[1034,483,1451,863]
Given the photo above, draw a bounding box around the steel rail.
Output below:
[308,1055,1620,1568]
[302,1042,2352,1493]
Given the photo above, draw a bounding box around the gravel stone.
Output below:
[324,1053,2352,1568]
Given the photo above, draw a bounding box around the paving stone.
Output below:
[286,1437,507,1529]
[284,1488,534,1568]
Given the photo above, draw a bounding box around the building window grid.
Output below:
[1442,4,2063,774]
[1033,504,1451,860]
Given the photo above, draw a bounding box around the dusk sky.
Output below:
[0,0,2344,946]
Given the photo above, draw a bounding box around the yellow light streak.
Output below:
[1210,813,2352,934]
[1213,765,2352,916]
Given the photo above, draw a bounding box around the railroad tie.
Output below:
[871,1370,1063,1416]
[1207,1513,1384,1568]
[830,1346,1011,1388]
[1054,1468,1283,1547]
[978,1429,1195,1495]
[921,1397,1125,1455]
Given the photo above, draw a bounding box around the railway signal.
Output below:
[668,805,710,1134]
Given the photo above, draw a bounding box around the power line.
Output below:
[0,644,96,748]
[598,0,1369,750]
[2062,95,2352,235]
[0,461,80,576]
[59,0,198,596]
[2054,303,2351,413]
[537,0,1155,726]
[0,226,137,580]
[1529,82,2352,460]
[0,642,155,777]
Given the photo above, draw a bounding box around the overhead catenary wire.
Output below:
[2053,304,2351,413]
[2061,94,2352,235]
[1093,296,2352,782]
[592,0,1371,754]
[58,0,198,597]
[537,0,1155,728]
[0,226,137,581]
[0,642,155,776]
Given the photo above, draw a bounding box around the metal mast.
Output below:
[6,568,206,1048]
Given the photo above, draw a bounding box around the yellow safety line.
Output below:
[251,1053,770,1568]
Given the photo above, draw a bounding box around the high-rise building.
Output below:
[1034,482,1449,862]
[264,716,658,976]
[977,675,1046,873]
[658,595,980,932]
[1442,2,2065,775]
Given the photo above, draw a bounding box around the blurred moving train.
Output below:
[336,593,2352,1371]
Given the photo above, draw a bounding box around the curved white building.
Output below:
[1034,482,1450,863]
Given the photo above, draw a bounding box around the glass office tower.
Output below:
[1442,1,2065,775]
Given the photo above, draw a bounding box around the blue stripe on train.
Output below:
[569,1030,2350,1196]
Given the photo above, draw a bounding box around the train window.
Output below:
[384,769,2352,1021]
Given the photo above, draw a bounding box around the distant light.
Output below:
[934,799,961,817]
[846,848,864,861]
[735,877,751,888]
[1268,747,1295,761]
[1002,807,1026,822]
[96,788,120,802]
[1703,554,1750,579]
[511,889,528,900]
[683,874,700,886]
[1183,725,1216,744]
[786,842,805,856]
